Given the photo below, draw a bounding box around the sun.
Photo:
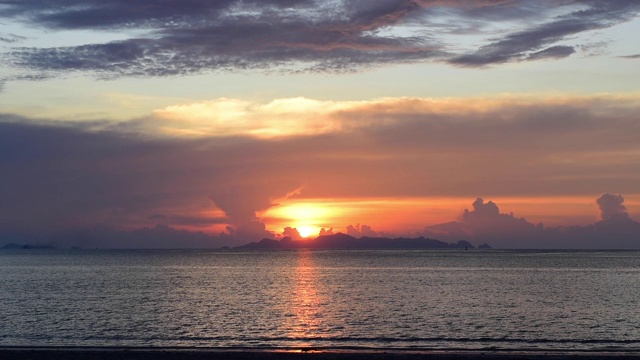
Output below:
[263,202,336,239]
[297,226,316,238]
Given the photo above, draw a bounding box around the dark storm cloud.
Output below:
[2,0,638,76]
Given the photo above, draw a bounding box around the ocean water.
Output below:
[0,249,639,351]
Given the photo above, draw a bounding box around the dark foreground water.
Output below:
[1,249,639,351]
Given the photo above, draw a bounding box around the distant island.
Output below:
[0,243,56,250]
[0,236,492,251]
[236,233,489,250]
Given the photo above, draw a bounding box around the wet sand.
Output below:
[1,348,638,360]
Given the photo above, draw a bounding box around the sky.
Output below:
[1,0,640,249]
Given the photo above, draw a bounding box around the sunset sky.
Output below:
[1,0,640,249]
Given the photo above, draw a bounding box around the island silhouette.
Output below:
[235,233,484,250]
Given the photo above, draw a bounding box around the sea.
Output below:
[1,249,639,352]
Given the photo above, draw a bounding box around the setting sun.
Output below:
[297,226,317,238]
[262,202,342,237]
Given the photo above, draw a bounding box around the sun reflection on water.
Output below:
[285,250,325,343]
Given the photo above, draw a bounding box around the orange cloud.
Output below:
[153,97,358,137]
[148,94,640,139]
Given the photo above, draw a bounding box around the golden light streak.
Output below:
[151,94,640,138]
[153,97,355,138]
[284,250,325,342]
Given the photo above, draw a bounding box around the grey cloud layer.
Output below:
[2,0,639,76]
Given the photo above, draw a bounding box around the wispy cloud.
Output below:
[449,1,640,66]
[1,1,638,77]
[0,33,25,43]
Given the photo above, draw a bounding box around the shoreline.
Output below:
[1,347,639,360]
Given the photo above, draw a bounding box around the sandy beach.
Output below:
[1,348,639,360]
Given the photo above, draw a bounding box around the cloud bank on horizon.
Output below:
[1,94,640,249]
[423,194,640,249]
[1,0,639,79]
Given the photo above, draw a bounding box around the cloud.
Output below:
[620,53,640,59]
[0,33,25,43]
[53,224,224,249]
[319,228,335,237]
[578,41,611,57]
[2,94,640,247]
[449,1,640,67]
[424,198,541,247]
[525,45,576,61]
[0,1,320,29]
[425,195,640,249]
[556,194,640,249]
[2,0,442,76]
[131,94,640,146]
[597,193,629,221]
[588,195,640,248]
[150,97,355,138]
[2,1,638,77]
[209,183,301,243]
[461,197,541,234]
[346,224,378,238]
[0,117,298,246]
[282,227,303,241]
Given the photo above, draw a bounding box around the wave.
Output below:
[62,334,640,347]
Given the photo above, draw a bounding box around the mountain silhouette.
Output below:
[235,233,478,250]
